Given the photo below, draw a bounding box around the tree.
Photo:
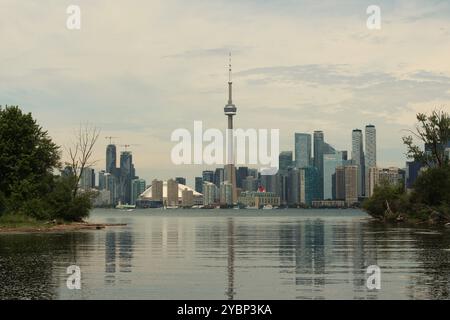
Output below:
[65,124,100,197]
[0,105,60,215]
[402,109,450,167]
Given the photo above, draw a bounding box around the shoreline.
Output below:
[0,222,127,234]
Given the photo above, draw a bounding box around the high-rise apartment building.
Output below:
[131,178,146,205]
[279,151,293,174]
[313,131,325,199]
[344,165,358,205]
[351,129,365,197]
[151,179,163,202]
[323,151,345,200]
[106,144,117,174]
[195,177,203,194]
[365,125,376,196]
[295,133,311,168]
[167,179,179,206]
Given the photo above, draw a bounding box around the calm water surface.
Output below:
[1,209,450,300]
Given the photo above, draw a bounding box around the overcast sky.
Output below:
[1,0,450,186]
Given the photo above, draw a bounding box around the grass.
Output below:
[0,214,60,229]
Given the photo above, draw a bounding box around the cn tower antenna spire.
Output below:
[229,52,232,83]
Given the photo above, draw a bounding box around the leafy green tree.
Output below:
[0,105,95,222]
[0,106,60,214]
[403,109,450,167]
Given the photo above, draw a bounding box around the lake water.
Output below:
[1,208,449,300]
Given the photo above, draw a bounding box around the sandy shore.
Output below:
[0,222,127,234]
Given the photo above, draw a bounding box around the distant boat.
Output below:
[262,205,273,210]
[115,202,136,210]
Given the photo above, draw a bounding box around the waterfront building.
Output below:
[405,161,422,190]
[214,168,224,187]
[238,191,280,208]
[312,200,346,208]
[279,151,293,174]
[237,167,249,188]
[105,173,118,205]
[323,151,345,200]
[364,125,376,196]
[106,144,117,174]
[295,133,311,168]
[80,167,95,191]
[98,170,106,190]
[203,182,218,206]
[313,130,324,169]
[202,170,214,183]
[119,151,133,204]
[220,182,233,206]
[151,179,163,202]
[367,167,405,197]
[287,167,300,206]
[195,177,203,193]
[299,166,320,206]
[344,165,358,205]
[141,181,202,206]
[181,188,194,207]
[167,179,179,206]
[351,129,365,197]
[335,166,346,200]
[93,189,111,207]
[242,176,258,192]
[131,178,146,205]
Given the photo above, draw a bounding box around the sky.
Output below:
[1,0,450,187]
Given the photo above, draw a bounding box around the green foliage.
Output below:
[411,165,450,207]
[0,105,93,222]
[362,181,406,219]
[402,109,450,167]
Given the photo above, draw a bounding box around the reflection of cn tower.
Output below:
[226,218,235,299]
[224,53,238,203]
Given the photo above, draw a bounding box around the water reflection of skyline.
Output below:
[1,210,450,299]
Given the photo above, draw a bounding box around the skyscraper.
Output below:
[167,178,179,206]
[236,167,249,188]
[131,178,146,205]
[279,151,293,174]
[294,133,311,168]
[175,177,186,185]
[151,179,163,202]
[106,144,117,174]
[351,129,365,197]
[214,168,225,188]
[344,165,358,205]
[323,151,345,200]
[224,53,237,203]
[119,151,133,204]
[202,170,214,183]
[313,131,325,199]
[365,125,376,196]
[195,177,203,194]
[80,167,95,190]
[299,166,320,206]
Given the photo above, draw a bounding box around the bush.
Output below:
[411,165,450,207]
[362,182,405,219]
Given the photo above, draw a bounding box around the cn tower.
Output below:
[224,53,237,203]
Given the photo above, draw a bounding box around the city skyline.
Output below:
[2,0,450,185]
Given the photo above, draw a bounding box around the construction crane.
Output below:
[120,144,141,151]
[105,136,119,144]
